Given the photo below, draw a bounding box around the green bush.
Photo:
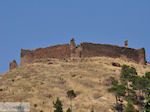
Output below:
[121,65,137,82]
[144,89,150,112]
[125,89,137,105]
[125,101,136,112]
[53,98,63,112]
[109,77,118,86]
[108,64,150,111]
[114,103,124,112]
[66,90,76,112]
[145,72,150,79]
[132,76,149,90]
[67,90,76,99]
[109,84,126,96]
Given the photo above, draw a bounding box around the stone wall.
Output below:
[80,43,146,64]
[20,39,146,65]
[9,60,18,70]
[21,44,71,65]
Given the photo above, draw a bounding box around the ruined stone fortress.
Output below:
[10,38,146,69]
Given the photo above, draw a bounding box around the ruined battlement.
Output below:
[20,39,146,65]
[80,43,146,64]
[9,60,18,70]
[21,44,71,65]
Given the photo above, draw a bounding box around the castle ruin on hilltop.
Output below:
[20,38,146,65]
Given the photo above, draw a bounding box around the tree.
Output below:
[125,101,136,112]
[67,90,76,99]
[132,76,149,90]
[144,103,150,112]
[109,76,118,86]
[114,103,124,112]
[144,97,150,112]
[121,65,137,83]
[67,90,76,111]
[145,72,150,79]
[108,84,126,97]
[144,88,150,112]
[109,84,126,112]
[132,76,149,106]
[53,97,63,112]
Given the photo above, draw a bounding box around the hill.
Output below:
[0,57,150,112]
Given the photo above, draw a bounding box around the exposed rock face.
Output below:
[20,39,146,65]
[112,62,121,67]
[9,60,18,70]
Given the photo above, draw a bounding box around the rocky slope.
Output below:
[0,57,149,112]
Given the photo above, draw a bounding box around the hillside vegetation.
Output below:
[0,57,150,112]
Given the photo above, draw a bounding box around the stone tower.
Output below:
[70,38,76,58]
[124,40,128,48]
[9,60,18,70]
[138,48,146,65]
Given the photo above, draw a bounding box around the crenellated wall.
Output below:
[20,39,146,65]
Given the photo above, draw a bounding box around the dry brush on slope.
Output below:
[0,57,150,112]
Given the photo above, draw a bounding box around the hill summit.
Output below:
[1,39,149,112]
[1,56,150,112]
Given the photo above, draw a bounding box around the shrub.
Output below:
[114,103,124,112]
[109,84,126,96]
[109,77,118,86]
[67,90,76,99]
[121,65,137,82]
[66,90,76,112]
[125,101,136,112]
[125,89,137,104]
[144,89,150,112]
[34,104,37,108]
[145,72,150,79]
[144,100,150,111]
[132,76,149,90]
[53,98,63,112]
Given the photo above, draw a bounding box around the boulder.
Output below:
[112,62,121,67]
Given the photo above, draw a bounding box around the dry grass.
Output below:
[0,57,150,112]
